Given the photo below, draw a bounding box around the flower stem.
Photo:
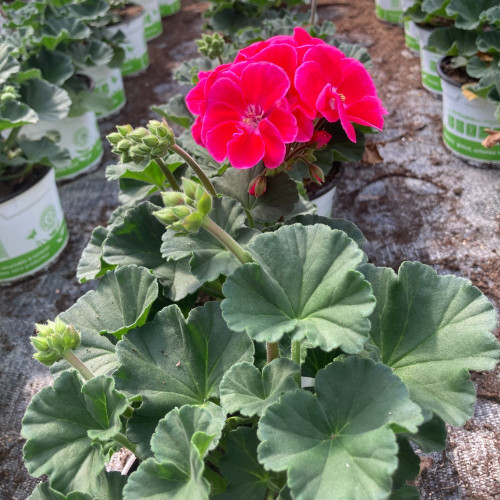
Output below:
[199,283,224,299]
[170,143,217,197]
[266,342,279,363]
[291,340,302,385]
[309,0,318,25]
[62,351,94,381]
[156,157,181,191]
[202,217,254,265]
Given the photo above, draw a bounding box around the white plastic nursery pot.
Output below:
[375,0,403,24]
[310,179,337,217]
[20,111,103,180]
[414,24,442,96]
[108,7,150,77]
[401,0,419,54]
[83,65,126,119]
[159,0,180,17]
[136,0,163,40]
[437,58,500,165]
[0,168,68,284]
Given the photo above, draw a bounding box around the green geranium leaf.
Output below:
[114,302,253,456]
[389,485,420,499]
[61,265,158,339]
[161,197,258,283]
[28,48,74,85]
[427,27,478,56]
[392,438,420,489]
[220,358,300,417]
[68,0,110,20]
[22,372,128,495]
[29,482,91,499]
[18,137,71,169]
[218,427,285,500]
[0,42,20,85]
[38,18,91,51]
[152,94,194,129]
[213,166,299,222]
[302,345,341,378]
[446,0,498,29]
[285,214,367,248]
[476,31,500,53]
[258,357,423,500]
[77,226,114,283]
[102,200,202,301]
[361,262,500,425]
[480,5,500,26]
[20,78,71,121]
[0,100,38,130]
[405,415,447,453]
[222,224,375,352]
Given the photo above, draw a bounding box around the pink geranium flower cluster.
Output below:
[186,27,387,170]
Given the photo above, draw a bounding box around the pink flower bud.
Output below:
[308,164,325,184]
[248,175,267,197]
[310,131,332,148]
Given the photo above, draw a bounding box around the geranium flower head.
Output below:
[200,61,298,169]
[295,45,387,142]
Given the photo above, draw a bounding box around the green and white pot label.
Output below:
[0,169,68,283]
[404,20,420,53]
[375,0,403,24]
[20,112,103,180]
[441,79,500,164]
[416,25,442,95]
[159,0,180,17]
[108,12,150,76]
[137,0,163,40]
[83,65,126,119]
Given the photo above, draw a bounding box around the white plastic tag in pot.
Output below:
[0,169,68,284]
[20,111,103,180]
[83,65,126,119]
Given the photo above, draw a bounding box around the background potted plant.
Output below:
[427,0,500,164]
[0,40,71,283]
[375,0,403,25]
[159,0,181,17]
[20,30,499,499]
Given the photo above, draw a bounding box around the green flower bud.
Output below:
[106,132,123,145]
[148,120,174,140]
[182,212,204,233]
[142,135,159,148]
[117,124,133,136]
[116,139,131,152]
[154,207,178,225]
[197,192,212,215]
[162,191,188,207]
[128,127,149,143]
[31,319,81,367]
[182,178,199,200]
[171,205,192,219]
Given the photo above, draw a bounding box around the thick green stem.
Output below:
[199,283,224,300]
[202,217,254,265]
[156,157,181,191]
[291,340,302,385]
[309,0,318,25]
[62,351,94,381]
[112,432,138,456]
[266,342,279,363]
[2,127,21,153]
[170,143,217,197]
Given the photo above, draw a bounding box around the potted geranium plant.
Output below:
[427,0,500,164]
[0,40,71,283]
[21,29,499,499]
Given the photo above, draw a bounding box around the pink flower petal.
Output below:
[241,62,290,111]
[249,44,298,82]
[293,108,314,142]
[338,59,378,103]
[191,116,204,146]
[259,120,286,168]
[201,102,242,143]
[301,45,344,88]
[345,96,387,130]
[266,108,298,142]
[315,85,339,123]
[207,76,246,112]
[205,122,239,162]
[227,130,265,168]
[295,61,330,111]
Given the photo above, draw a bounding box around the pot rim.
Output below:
[309,162,339,200]
[0,165,51,205]
[436,55,479,89]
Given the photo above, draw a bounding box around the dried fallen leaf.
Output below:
[481,129,500,149]
[461,85,478,101]
[362,143,384,164]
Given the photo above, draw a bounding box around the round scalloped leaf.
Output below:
[218,427,285,500]
[20,78,71,121]
[361,262,500,425]
[222,224,375,352]
[76,226,113,283]
[161,196,258,283]
[0,100,38,130]
[22,372,128,496]
[0,42,20,85]
[29,482,91,499]
[28,48,74,86]
[114,302,253,457]
[123,406,225,500]
[257,357,423,500]
[220,358,300,417]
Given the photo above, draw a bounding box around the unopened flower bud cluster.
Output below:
[106,120,175,164]
[196,33,225,60]
[154,178,212,235]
